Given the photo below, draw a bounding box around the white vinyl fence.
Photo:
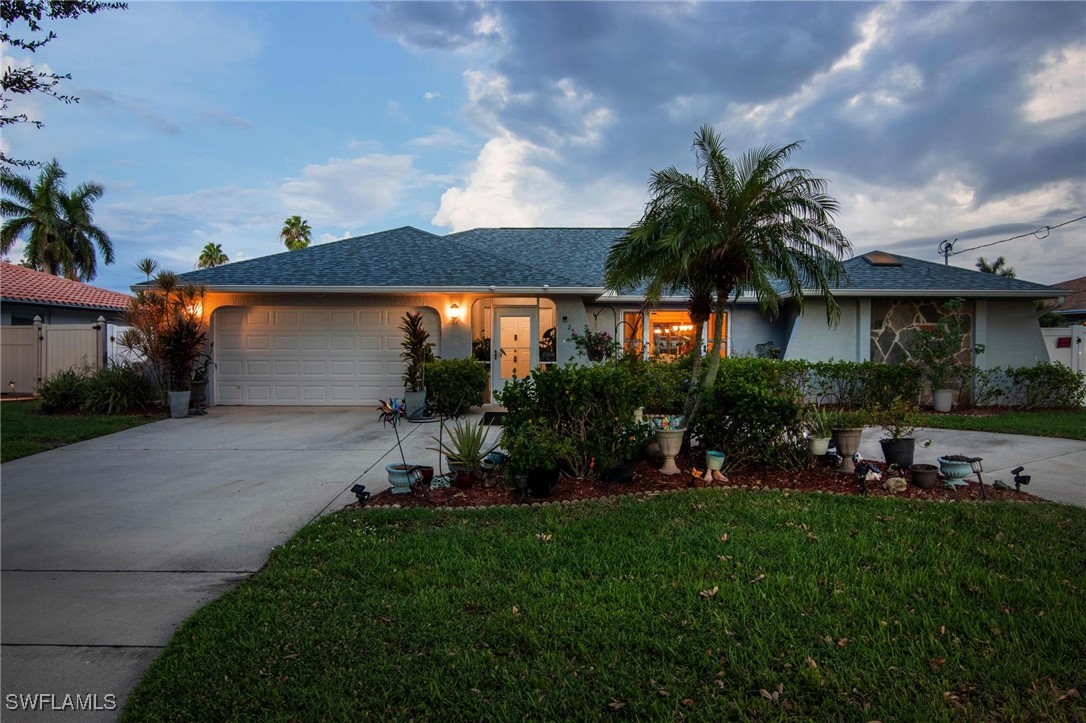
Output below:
[1,317,111,394]
[1042,325,1084,375]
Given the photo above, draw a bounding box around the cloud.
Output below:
[78,89,183,135]
[1023,44,1086,124]
[423,91,441,101]
[370,2,503,51]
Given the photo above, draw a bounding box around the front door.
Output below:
[493,308,538,398]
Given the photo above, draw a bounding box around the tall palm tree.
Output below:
[606,125,851,417]
[197,242,229,268]
[1,159,113,281]
[280,215,311,251]
[975,255,1016,278]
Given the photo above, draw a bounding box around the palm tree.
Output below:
[605,124,851,417]
[1,159,113,281]
[280,215,311,251]
[137,257,159,281]
[975,255,1016,278]
[197,242,229,268]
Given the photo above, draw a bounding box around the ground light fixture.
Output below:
[966,457,987,500]
[351,484,370,505]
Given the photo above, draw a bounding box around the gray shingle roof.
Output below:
[168,229,1062,299]
[835,252,1060,295]
[170,226,586,289]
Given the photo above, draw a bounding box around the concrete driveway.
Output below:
[0,406,443,721]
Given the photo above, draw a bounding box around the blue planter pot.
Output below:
[386,463,419,494]
[937,456,972,487]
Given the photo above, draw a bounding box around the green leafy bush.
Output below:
[807,360,923,407]
[501,421,575,475]
[424,358,488,416]
[80,363,157,414]
[37,368,90,413]
[972,363,1085,409]
[689,381,806,468]
[639,355,693,413]
[496,361,649,477]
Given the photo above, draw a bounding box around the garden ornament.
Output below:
[853,461,882,495]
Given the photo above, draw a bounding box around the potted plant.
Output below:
[650,414,686,475]
[937,454,973,487]
[161,316,206,418]
[804,404,832,456]
[909,463,938,489]
[830,409,867,474]
[429,417,498,489]
[873,398,919,468]
[501,421,574,497]
[189,344,214,411]
[568,325,617,363]
[598,419,653,484]
[377,398,419,494]
[911,298,984,412]
[400,311,435,418]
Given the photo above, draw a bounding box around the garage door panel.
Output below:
[215,305,439,405]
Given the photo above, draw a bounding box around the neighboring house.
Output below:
[165,227,1065,407]
[1,261,131,325]
[1045,275,1086,324]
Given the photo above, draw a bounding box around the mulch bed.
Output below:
[354,453,1042,510]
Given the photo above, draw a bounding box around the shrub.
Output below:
[807,360,923,407]
[501,421,576,475]
[689,381,806,468]
[424,358,488,416]
[399,311,435,393]
[971,362,1085,409]
[80,363,157,414]
[639,355,693,413]
[496,361,648,478]
[37,367,90,413]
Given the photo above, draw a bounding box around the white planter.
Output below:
[808,437,831,456]
[933,388,953,413]
[655,428,686,475]
[168,391,190,419]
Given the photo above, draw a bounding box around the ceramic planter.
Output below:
[385,463,419,494]
[831,427,864,473]
[938,456,972,487]
[167,390,190,418]
[933,388,954,413]
[447,459,475,489]
[189,379,208,408]
[909,463,938,490]
[705,450,725,471]
[655,428,686,475]
[416,466,435,485]
[880,437,916,468]
[808,437,831,456]
[527,467,560,497]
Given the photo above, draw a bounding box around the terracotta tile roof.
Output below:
[0,262,132,312]
[1049,276,1086,313]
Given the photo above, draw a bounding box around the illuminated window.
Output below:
[706,313,729,358]
[648,311,697,359]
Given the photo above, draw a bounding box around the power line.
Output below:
[937,213,1086,264]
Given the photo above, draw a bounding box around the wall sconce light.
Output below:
[448,303,462,323]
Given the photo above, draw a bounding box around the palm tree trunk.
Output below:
[681,320,706,422]
[703,292,730,388]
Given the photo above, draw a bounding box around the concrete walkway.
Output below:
[0,407,465,721]
[0,408,1080,720]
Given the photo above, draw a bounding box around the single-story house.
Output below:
[1045,276,1086,324]
[1,261,132,325]
[163,227,1066,407]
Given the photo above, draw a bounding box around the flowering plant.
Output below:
[568,325,618,362]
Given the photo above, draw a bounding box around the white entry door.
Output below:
[493,308,538,397]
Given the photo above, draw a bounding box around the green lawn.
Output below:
[918,409,1086,440]
[0,400,164,462]
[124,491,1086,721]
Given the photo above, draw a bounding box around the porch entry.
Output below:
[492,308,538,397]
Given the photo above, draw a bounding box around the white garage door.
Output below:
[214,306,439,405]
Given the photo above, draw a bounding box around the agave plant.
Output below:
[429,418,498,470]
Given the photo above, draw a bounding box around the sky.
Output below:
[3,1,1085,294]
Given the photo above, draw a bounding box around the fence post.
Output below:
[33,315,44,388]
[94,315,106,370]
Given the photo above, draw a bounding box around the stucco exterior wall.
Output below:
[728,305,789,357]
[783,298,863,362]
[982,299,1050,368]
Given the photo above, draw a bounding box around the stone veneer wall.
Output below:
[870,299,974,365]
